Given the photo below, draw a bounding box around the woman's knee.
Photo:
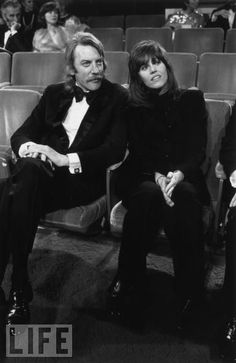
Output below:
[128,181,163,206]
[172,182,198,204]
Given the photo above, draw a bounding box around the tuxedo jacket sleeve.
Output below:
[11,80,129,176]
[206,15,229,31]
[219,103,236,177]
[6,29,34,53]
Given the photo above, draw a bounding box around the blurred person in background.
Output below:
[165,0,205,30]
[64,15,89,43]
[207,0,236,33]
[32,1,67,52]
[0,0,33,52]
[20,0,38,32]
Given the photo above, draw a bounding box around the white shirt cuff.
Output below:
[18,141,36,157]
[230,170,236,188]
[67,153,82,174]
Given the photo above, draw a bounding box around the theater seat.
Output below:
[90,28,124,51]
[198,53,236,102]
[0,89,108,234]
[173,28,224,59]
[225,29,236,52]
[167,52,197,88]
[125,14,166,28]
[88,15,124,28]
[104,51,129,85]
[4,52,65,93]
[44,196,107,233]
[0,52,11,88]
[0,89,41,145]
[125,27,173,53]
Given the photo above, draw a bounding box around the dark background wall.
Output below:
[36,0,226,16]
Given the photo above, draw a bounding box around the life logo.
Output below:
[6,324,72,357]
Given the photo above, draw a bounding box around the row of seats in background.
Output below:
[88,27,236,55]
[86,14,167,29]
[1,51,236,102]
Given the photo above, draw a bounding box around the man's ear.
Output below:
[67,65,76,76]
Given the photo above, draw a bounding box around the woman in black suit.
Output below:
[218,104,236,361]
[108,40,210,325]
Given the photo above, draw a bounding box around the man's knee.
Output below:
[13,158,52,180]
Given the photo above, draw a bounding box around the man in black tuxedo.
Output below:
[0,0,33,53]
[0,31,128,325]
[207,0,236,33]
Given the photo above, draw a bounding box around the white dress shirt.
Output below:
[230,170,236,188]
[63,96,89,173]
[4,29,17,48]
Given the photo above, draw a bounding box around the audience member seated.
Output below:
[32,1,67,52]
[0,32,128,326]
[165,0,205,29]
[0,0,34,53]
[107,40,210,330]
[55,0,70,25]
[207,0,236,33]
[218,104,236,361]
[64,15,90,43]
[20,0,38,32]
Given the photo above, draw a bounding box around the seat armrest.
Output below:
[106,162,123,225]
[106,150,129,229]
[0,82,10,88]
[214,161,227,245]
[215,161,226,179]
[107,160,124,172]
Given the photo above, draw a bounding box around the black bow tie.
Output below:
[73,86,96,105]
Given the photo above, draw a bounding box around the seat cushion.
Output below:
[43,195,107,233]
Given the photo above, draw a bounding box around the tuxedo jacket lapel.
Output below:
[70,82,110,149]
[51,92,73,127]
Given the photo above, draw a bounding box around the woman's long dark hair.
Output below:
[129,40,179,107]
[38,1,60,28]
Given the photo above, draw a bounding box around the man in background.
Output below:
[0,0,33,53]
[207,0,236,33]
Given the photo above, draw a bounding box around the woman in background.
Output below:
[108,40,210,327]
[32,1,67,52]
[64,15,89,43]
